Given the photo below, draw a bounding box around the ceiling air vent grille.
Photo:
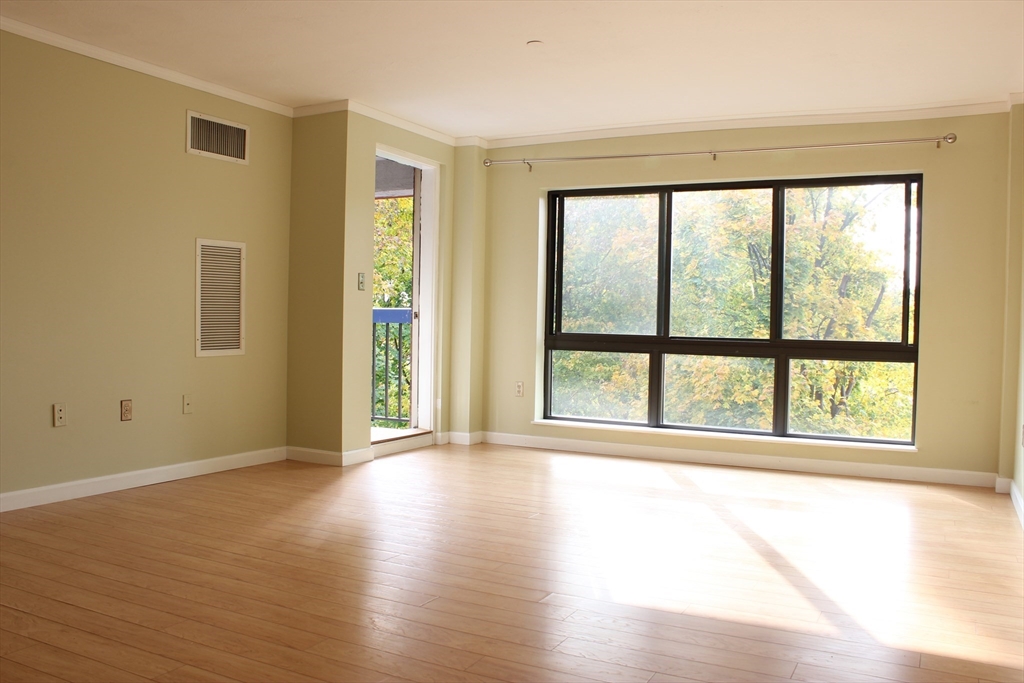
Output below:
[196,239,245,357]
[187,111,249,164]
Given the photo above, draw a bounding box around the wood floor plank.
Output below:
[0,629,38,657]
[0,607,181,679]
[0,444,1020,683]
[0,657,70,683]
[3,642,149,683]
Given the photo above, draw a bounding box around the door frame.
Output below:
[376,144,440,433]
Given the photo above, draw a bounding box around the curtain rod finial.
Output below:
[483,158,492,167]
[943,133,957,144]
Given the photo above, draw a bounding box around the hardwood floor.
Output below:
[1,443,1021,683]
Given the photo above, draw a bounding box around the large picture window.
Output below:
[544,175,922,444]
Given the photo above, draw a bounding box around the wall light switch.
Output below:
[121,399,133,421]
[358,272,366,291]
[53,403,67,427]
[183,394,193,414]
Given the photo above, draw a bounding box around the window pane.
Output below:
[562,195,659,335]
[788,360,914,441]
[671,189,772,338]
[551,351,648,422]
[663,355,774,431]
[783,184,906,342]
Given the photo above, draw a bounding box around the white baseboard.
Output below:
[0,447,287,512]
[342,447,374,466]
[996,477,1013,494]
[1012,483,1024,528]
[286,446,343,466]
[482,431,998,488]
[449,431,483,445]
[373,432,435,457]
[434,432,450,445]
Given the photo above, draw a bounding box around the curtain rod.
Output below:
[482,133,957,170]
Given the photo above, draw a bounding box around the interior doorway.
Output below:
[371,156,430,444]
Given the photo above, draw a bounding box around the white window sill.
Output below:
[530,419,917,453]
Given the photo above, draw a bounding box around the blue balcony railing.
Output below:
[372,308,412,424]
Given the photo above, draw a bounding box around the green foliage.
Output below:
[551,351,649,422]
[789,360,914,440]
[373,197,414,309]
[783,185,905,342]
[562,195,660,335]
[372,197,413,428]
[663,355,775,431]
[551,184,916,440]
[671,189,772,338]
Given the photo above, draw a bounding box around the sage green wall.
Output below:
[1000,105,1023,484]
[450,145,489,437]
[286,111,347,452]
[484,114,1012,473]
[0,32,293,492]
[1010,103,1024,497]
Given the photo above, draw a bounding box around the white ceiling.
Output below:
[1,1,1022,141]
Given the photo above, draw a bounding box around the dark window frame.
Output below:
[543,173,923,445]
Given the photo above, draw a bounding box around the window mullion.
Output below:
[771,186,787,435]
[648,352,663,427]
[901,182,912,346]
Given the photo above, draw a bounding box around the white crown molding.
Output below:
[0,18,293,117]
[483,99,1016,150]
[4,18,1020,151]
[294,99,456,146]
[455,136,489,149]
[483,431,998,489]
[0,447,286,512]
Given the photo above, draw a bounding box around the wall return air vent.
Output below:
[187,111,249,164]
[196,239,245,357]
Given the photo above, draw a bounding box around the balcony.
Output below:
[372,307,412,431]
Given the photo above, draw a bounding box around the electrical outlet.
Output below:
[358,272,366,291]
[183,394,193,414]
[53,403,67,427]
[121,399,133,421]
[515,381,524,397]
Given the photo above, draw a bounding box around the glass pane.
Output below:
[788,360,914,441]
[909,183,918,344]
[663,355,775,431]
[671,189,772,338]
[551,351,649,422]
[783,184,906,342]
[561,195,659,335]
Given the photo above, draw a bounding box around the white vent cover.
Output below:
[187,111,249,164]
[196,239,245,357]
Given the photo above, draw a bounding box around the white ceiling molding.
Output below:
[3,18,1021,153]
[454,136,489,149]
[484,99,1015,150]
[294,99,455,146]
[0,18,292,117]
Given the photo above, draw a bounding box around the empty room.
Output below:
[1,1,1023,682]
